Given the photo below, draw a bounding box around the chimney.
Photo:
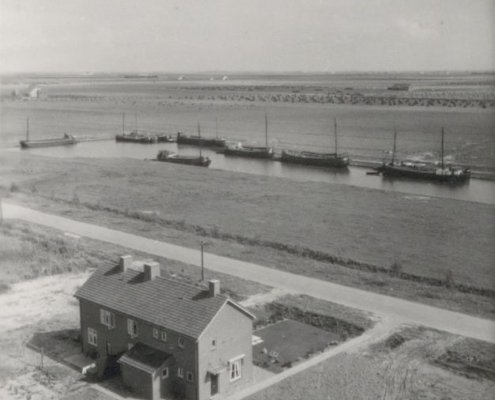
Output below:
[144,261,160,281]
[120,255,133,272]
[208,279,220,297]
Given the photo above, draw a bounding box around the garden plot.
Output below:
[253,320,338,373]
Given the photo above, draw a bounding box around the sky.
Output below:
[0,0,494,73]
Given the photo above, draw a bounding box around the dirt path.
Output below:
[3,201,495,343]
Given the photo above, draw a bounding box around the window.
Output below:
[177,367,184,379]
[229,356,244,382]
[127,319,138,337]
[153,328,159,339]
[160,331,167,342]
[87,327,97,346]
[161,368,169,379]
[178,337,185,348]
[100,309,115,329]
[186,371,194,382]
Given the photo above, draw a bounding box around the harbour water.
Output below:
[15,140,495,205]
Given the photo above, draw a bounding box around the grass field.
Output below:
[1,151,494,319]
[2,151,493,291]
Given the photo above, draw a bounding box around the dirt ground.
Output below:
[246,327,495,400]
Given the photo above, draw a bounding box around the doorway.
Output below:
[210,373,218,396]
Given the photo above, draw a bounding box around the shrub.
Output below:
[10,182,19,192]
[390,260,403,277]
[444,269,455,289]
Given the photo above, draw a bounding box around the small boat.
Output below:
[281,150,349,167]
[224,114,274,159]
[156,134,176,143]
[224,144,274,158]
[377,128,470,183]
[115,131,157,143]
[20,118,77,149]
[280,119,349,168]
[177,131,226,147]
[116,111,157,143]
[156,150,211,167]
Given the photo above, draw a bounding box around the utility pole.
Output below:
[200,240,205,281]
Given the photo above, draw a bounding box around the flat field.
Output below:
[2,152,493,291]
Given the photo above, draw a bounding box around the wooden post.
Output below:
[40,347,44,370]
[200,241,205,281]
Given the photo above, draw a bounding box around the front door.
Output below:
[210,373,218,396]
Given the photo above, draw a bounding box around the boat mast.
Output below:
[392,129,397,164]
[26,117,30,142]
[334,118,338,154]
[198,122,202,158]
[265,113,268,149]
[441,127,445,169]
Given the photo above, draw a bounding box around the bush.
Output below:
[10,182,19,192]
[390,260,403,277]
[444,269,455,288]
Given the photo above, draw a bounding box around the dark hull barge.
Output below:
[20,134,77,149]
[156,150,211,167]
[176,132,226,147]
[280,150,349,168]
[377,163,470,183]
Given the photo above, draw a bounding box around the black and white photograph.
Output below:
[0,1,494,399]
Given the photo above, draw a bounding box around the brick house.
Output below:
[75,255,255,400]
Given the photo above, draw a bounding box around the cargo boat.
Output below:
[115,131,157,143]
[156,150,211,167]
[157,134,176,143]
[280,119,349,168]
[224,114,273,159]
[377,128,470,183]
[281,150,349,167]
[176,131,226,147]
[19,118,77,149]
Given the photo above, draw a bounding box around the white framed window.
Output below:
[160,331,167,342]
[186,371,193,382]
[229,356,244,382]
[100,309,115,329]
[178,336,185,348]
[127,319,138,337]
[177,367,184,379]
[153,328,159,339]
[161,367,169,379]
[87,327,97,346]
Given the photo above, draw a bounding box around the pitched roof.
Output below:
[75,262,251,339]
[118,343,171,373]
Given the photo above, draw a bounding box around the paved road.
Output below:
[3,201,495,343]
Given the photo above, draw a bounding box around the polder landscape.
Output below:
[0,71,494,399]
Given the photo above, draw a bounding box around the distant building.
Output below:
[387,83,410,91]
[28,86,41,98]
[75,255,255,400]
